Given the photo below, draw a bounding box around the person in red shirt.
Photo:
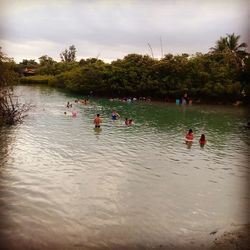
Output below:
[186,129,194,141]
[199,134,207,147]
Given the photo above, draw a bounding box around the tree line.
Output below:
[18,34,249,103]
[1,33,250,124]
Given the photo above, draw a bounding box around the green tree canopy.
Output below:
[39,55,56,66]
[0,47,17,87]
[19,59,38,68]
[211,33,247,54]
[60,45,76,62]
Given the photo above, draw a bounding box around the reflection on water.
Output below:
[0,85,250,249]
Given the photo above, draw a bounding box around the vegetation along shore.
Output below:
[1,33,250,125]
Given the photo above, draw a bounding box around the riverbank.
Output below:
[1,226,249,250]
[210,224,250,250]
[17,80,250,107]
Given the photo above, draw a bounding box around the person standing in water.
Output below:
[111,110,120,120]
[186,129,194,141]
[199,134,206,147]
[125,118,129,125]
[94,114,102,128]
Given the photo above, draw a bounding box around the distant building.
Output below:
[23,67,35,76]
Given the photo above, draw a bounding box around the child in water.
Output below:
[186,129,194,141]
[199,134,206,147]
[125,118,129,125]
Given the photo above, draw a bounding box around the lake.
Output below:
[0,85,249,249]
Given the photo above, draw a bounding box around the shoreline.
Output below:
[16,82,250,107]
[210,223,250,250]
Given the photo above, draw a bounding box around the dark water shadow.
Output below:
[0,125,15,248]
[243,107,250,223]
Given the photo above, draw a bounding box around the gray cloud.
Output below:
[0,0,249,62]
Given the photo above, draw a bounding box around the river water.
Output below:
[0,85,249,249]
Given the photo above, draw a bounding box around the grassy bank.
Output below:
[20,75,55,84]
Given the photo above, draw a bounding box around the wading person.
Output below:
[94,114,102,128]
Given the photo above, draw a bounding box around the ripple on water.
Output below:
[0,85,249,249]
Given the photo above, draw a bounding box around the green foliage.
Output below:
[12,34,250,103]
[20,75,55,84]
[39,55,55,66]
[18,59,38,68]
[0,47,18,88]
[240,55,250,103]
[211,33,247,56]
[0,48,29,125]
[60,45,76,62]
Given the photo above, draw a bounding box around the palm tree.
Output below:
[211,33,247,54]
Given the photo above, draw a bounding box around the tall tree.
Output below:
[19,59,38,68]
[60,45,76,62]
[39,55,55,66]
[211,33,247,54]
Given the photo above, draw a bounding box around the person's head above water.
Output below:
[97,114,100,117]
[188,129,193,133]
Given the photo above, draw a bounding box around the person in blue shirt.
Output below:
[111,110,120,120]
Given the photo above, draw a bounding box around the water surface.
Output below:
[0,85,249,249]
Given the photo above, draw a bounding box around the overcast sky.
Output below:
[0,0,249,62]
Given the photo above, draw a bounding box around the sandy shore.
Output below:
[210,224,250,250]
[0,224,249,250]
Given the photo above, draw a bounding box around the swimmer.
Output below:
[125,118,129,125]
[186,129,194,141]
[111,110,120,120]
[94,114,102,128]
[72,111,77,117]
[64,112,67,115]
[128,119,133,125]
[199,134,206,147]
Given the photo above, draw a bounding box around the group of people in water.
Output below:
[109,97,151,102]
[65,99,89,116]
[94,110,133,128]
[65,99,209,147]
[185,129,207,147]
[65,101,134,128]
